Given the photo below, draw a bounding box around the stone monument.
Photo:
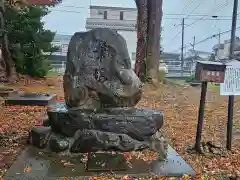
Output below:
[4,28,195,179]
[28,27,167,156]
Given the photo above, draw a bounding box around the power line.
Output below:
[165,18,233,20]
[49,9,235,21]
[49,9,237,21]
[195,28,240,46]
[50,9,83,13]
[171,26,240,52]
[166,14,236,17]
[55,5,86,9]
[167,0,231,44]
[165,0,196,28]
[53,5,238,17]
[184,0,231,29]
[182,0,196,14]
[184,1,202,19]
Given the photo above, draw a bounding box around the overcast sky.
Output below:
[42,0,239,53]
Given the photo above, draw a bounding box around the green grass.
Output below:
[208,83,220,91]
[171,79,186,85]
[47,70,61,77]
[165,78,186,86]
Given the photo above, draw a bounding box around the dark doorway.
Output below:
[104,11,107,19]
[120,11,124,20]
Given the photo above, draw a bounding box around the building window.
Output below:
[98,10,104,15]
[120,11,124,20]
[104,11,107,19]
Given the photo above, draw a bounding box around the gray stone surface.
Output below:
[47,103,163,140]
[3,145,195,179]
[70,129,149,153]
[63,28,142,109]
[29,129,167,154]
[5,92,57,106]
[28,126,52,149]
[86,153,128,172]
[27,102,164,153]
[49,136,69,153]
[27,28,166,155]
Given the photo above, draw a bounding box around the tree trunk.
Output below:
[146,0,163,83]
[135,0,163,83]
[134,0,148,81]
[0,2,16,82]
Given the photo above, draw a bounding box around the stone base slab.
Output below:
[5,93,57,106]
[3,145,195,179]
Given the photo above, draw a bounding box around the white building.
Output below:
[51,6,169,74]
[49,34,71,73]
[213,37,240,60]
[52,34,70,56]
[85,5,138,67]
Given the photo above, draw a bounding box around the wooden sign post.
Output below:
[194,61,226,153]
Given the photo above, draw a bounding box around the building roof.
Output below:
[197,60,225,65]
[54,34,72,42]
[160,52,180,59]
[234,45,240,51]
[224,36,240,44]
[212,43,224,50]
[184,56,201,61]
[188,49,212,55]
[90,5,137,11]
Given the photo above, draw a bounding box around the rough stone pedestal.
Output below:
[28,102,167,157]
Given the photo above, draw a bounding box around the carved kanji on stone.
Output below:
[28,28,167,156]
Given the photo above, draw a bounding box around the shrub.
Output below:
[185,75,195,83]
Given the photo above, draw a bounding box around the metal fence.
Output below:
[49,62,66,75]
[165,60,196,78]
[48,59,196,78]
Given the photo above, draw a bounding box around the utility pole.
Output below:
[217,30,221,60]
[193,36,196,51]
[190,36,196,75]
[227,0,238,151]
[212,29,221,60]
[190,36,196,51]
[181,18,184,77]
[218,30,221,46]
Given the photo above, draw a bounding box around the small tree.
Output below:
[5,3,59,77]
[0,1,16,81]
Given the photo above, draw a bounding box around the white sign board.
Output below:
[220,60,240,95]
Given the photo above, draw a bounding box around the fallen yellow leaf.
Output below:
[23,166,32,173]
[63,161,74,166]
[60,177,68,180]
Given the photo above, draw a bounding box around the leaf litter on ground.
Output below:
[0,76,239,179]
